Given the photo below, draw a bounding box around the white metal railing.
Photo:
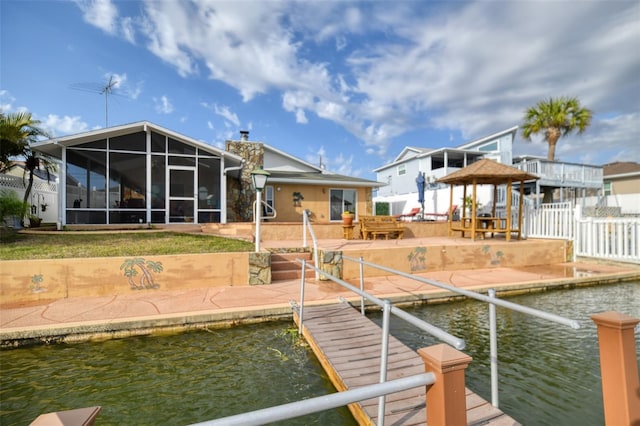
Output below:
[295,259,465,425]
[341,255,580,409]
[301,209,320,280]
[525,202,574,239]
[189,373,435,426]
[575,215,640,263]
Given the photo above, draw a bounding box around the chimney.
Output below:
[240,130,249,141]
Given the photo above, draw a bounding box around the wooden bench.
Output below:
[360,215,405,240]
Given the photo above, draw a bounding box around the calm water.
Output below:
[373,281,640,426]
[1,282,638,425]
[0,323,355,426]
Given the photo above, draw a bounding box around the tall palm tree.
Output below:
[521,96,592,161]
[0,112,55,223]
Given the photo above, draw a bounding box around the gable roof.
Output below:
[31,121,243,166]
[456,126,519,150]
[437,158,538,185]
[603,161,640,177]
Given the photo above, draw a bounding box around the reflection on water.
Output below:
[0,322,356,426]
[1,282,638,426]
[374,281,640,426]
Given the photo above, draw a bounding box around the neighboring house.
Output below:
[30,122,382,227]
[226,131,384,224]
[0,162,58,224]
[586,161,640,215]
[373,127,518,215]
[374,125,602,215]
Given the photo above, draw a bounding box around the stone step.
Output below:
[270,252,314,281]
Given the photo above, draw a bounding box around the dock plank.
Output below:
[294,302,520,425]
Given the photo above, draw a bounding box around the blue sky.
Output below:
[1,0,639,181]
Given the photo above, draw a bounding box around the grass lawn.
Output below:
[0,231,254,260]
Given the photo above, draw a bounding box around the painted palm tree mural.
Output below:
[482,245,504,266]
[120,258,163,290]
[408,247,427,272]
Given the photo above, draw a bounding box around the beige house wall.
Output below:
[610,176,640,195]
[268,184,373,223]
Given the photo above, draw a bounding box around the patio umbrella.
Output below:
[416,172,426,215]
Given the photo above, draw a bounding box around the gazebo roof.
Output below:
[437,159,539,185]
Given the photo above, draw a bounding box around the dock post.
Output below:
[418,344,472,426]
[591,311,640,426]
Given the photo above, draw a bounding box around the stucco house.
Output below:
[31,122,383,227]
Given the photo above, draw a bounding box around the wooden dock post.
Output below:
[591,311,640,426]
[418,344,473,426]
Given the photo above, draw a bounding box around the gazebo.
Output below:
[437,159,538,241]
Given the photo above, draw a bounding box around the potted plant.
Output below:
[341,210,354,225]
[28,214,42,228]
[462,196,482,217]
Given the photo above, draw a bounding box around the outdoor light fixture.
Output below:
[251,166,270,252]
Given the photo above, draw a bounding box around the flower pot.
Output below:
[341,213,353,226]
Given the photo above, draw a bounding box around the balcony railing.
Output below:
[514,159,602,188]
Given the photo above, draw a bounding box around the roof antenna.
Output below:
[70,75,118,127]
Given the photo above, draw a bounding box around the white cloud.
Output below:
[42,114,89,136]
[153,95,174,114]
[208,104,240,127]
[76,1,639,165]
[77,0,119,35]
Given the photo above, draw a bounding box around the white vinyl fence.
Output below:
[525,202,574,240]
[0,174,58,224]
[526,202,640,264]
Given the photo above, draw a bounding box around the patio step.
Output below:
[201,223,254,241]
[271,252,315,282]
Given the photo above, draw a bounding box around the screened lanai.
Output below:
[32,122,244,226]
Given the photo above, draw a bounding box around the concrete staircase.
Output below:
[270,251,315,282]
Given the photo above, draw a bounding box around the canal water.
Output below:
[1,281,638,425]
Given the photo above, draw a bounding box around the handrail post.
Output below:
[488,288,499,407]
[377,300,391,426]
[359,256,365,315]
[302,210,308,248]
[298,260,307,335]
[418,344,472,426]
[591,311,640,426]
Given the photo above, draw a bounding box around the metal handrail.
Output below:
[189,372,435,426]
[294,259,464,425]
[301,209,319,280]
[294,259,466,350]
[342,254,581,408]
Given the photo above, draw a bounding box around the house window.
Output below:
[397,164,406,176]
[264,185,274,215]
[478,141,498,152]
[330,189,356,221]
[603,181,612,196]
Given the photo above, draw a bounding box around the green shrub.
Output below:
[0,189,25,227]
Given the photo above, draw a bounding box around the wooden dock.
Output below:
[293,303,519,425]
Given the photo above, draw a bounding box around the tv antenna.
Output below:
[70,75,119,127]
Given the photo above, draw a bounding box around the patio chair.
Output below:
[394,207,421,221]
[423,205,458,221]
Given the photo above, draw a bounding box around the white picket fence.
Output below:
[526,202,640,264]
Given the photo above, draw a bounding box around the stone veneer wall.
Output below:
[226,140,264,222]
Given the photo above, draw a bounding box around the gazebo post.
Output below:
[448,184,454,237]
[505,181,512,242]
[517,180,524,239]
[471,179,478,240]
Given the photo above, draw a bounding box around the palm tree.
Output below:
[0,112,55,224]
[521,96,592,161]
